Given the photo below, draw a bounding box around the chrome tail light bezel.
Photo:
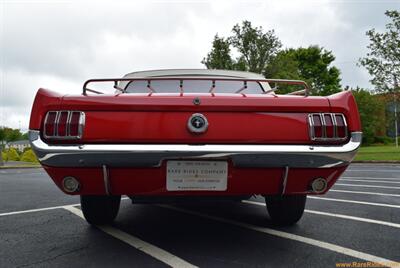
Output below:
[308,113,348,141]
[43,111,85,140]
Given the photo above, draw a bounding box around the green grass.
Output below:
[355,145,400,161]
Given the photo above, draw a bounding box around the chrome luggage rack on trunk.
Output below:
[82,77,310,96]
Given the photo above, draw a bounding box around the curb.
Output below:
[0,165,41,169]
[352,160,400,164]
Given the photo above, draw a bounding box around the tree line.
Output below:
[201,10,400,145]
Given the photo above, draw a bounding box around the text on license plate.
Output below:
[166,161,228,191]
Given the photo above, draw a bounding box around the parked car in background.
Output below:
[29,69,362,226]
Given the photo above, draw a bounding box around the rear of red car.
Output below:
[29,70,361,225]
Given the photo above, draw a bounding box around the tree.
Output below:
[229,21,282,73]
[202,35,234,70]
[352,88,386,145]
[202,21,282,73]
[202,21,341,95]
[359,10,400,92]
[265,46,341,96]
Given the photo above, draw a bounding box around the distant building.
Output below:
[6,140,30,152]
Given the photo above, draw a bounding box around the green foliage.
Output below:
[0,126,23,144]
[355,145,400,161]
[352,88,386,145]
[202,35,234,70]
[373,136,394,145]
[202,20,282,73]
[1,151,6,162]
[359,10,400,92]
[20,149,38,163]
[5,148,20,161]
[229,21,282,73]
[202,21,341,96]
[265,47,341,96]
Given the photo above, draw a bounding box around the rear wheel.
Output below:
[80,195,121,225]
[265,195,306,226]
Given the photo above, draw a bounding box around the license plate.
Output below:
[166,161,228,191]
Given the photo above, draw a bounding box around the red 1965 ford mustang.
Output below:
[29,69,361,226]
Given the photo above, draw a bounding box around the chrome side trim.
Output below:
[29,130,362,169]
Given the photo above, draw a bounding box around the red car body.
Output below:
[29,69,361,225]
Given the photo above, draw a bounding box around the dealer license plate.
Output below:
[166,161,228,191]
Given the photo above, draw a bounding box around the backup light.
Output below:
[311,177,327,193]
[62,176,80,193]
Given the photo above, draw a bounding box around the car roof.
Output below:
[123,69,265,79]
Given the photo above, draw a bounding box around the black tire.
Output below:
[265,195,306,226]
[80,195,121,225]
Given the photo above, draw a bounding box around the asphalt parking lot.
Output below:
[1,164,399,267]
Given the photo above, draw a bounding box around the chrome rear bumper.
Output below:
[29,130,362,168]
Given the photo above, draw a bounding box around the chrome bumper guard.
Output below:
[29,130,362,168]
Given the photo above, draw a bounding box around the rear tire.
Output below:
[265,195,306,226]
[80,195,121,225]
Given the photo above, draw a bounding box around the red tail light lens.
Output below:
[44,112,57,137]
[69,112,82,137]
[309,113,348,141]
[323,114,334,138]
[44,111,84,139]
[312,114,323,138]
[335,114,347,138]
[57,111,69,136]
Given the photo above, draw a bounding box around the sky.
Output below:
[0,0,399,131]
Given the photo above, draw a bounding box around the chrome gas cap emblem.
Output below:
[187,113,208,134]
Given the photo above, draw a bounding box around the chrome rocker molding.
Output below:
[29,130,362,169]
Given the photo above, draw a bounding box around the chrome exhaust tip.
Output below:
[62,176,80,193]
[311,177,328,193]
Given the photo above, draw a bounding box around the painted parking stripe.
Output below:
[339,179,400,184]
[342,177,400,181]
[0,197,129,218]
[161,205,396,265]
[330,189,400,198]
[345,169,400,173]
[0,204,79,217]
[243,200,400,229]
[335,183,400,190]
[64,206,198,268]
[308,196,400,209]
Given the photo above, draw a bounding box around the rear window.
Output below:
[124,79,264,94]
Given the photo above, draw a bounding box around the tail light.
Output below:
[43,111,85,139]
[308,113,348,141]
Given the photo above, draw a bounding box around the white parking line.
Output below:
[243,200,400,229]
[340,179,400,184]
[0,197,129,218]
[161,205,396,265]
[64,206,198,268]
[342,177,400,181]
[346,169,400,173]
[330,189,400,198]
[0,204,79,217]
[308,196,400,209]
[335,183,400,190]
